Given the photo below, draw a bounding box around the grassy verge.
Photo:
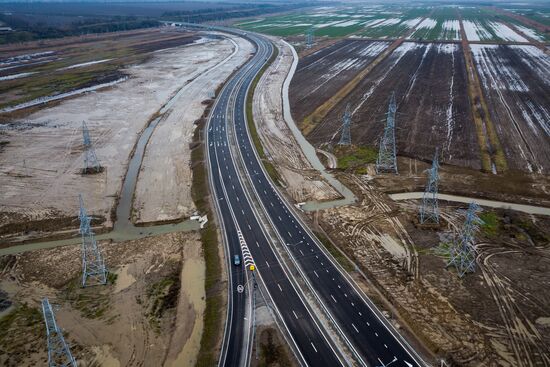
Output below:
[245,45,282,186]
[191,101,224,366]
[457,11,507,173]
[314,231,355,273]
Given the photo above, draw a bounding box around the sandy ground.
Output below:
[133,33,254,224]
[0,232,205,366]
[253,37,340,203]
[0,35,241,232]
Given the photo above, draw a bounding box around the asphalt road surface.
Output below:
[201,25,424,367]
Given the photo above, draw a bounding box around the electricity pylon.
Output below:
[338,104,352,146]
[376,92,398,174]
[305,28,314,48]
[447,202,483,277]
[78,195,107,287]
[419,149,440,224]
[42,298,77,367]
[82,121,101,174]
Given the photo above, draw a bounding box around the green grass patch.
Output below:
[314,231,355,273]
[61,277,112,319]
[146,270,180,332]
[479,211,499,237]
[0,303,45,366]
[335,145,377,172]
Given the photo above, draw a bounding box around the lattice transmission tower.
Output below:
[419,149,440,224]
[305,28,314,49]
[447,202,483,277]
[338,104,352,146]
[82,121,101,174]
[79,195,107,287]
[376,92,398,174]
[42,298,77,367]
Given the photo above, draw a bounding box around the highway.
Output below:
[199,23,425,367]
[205,28,345,366]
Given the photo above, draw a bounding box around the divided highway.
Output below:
[229,33,423,367]
[205,29,344,366]
[197,23,426,367]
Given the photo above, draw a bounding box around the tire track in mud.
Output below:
[476,243,550,366]
[347,175,419,278]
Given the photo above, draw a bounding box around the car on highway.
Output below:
[234,255,241,266]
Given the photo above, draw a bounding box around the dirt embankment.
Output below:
[0,232,205,366]
[253,37,340,203]
[314,172,550,366]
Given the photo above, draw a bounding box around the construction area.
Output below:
[0,28,253,243]
[0,2,549,367]
[269,4,550,366]
[280,5,550,366]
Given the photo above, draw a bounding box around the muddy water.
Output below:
[389,192,550,216]
[171,257,206,367]
[281,40,357,211]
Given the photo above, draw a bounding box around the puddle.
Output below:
[114,265,136,293]
[171,257,206,366]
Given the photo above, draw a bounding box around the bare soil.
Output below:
[133,33,254,224]
[289,39,390,123]
[253,37,340,203]
[304,42,480,170]
[0,231,205,367]
[0,35,239,239]
[0,27,199,112]
[471,44,550,174]
[375,156,550,208]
